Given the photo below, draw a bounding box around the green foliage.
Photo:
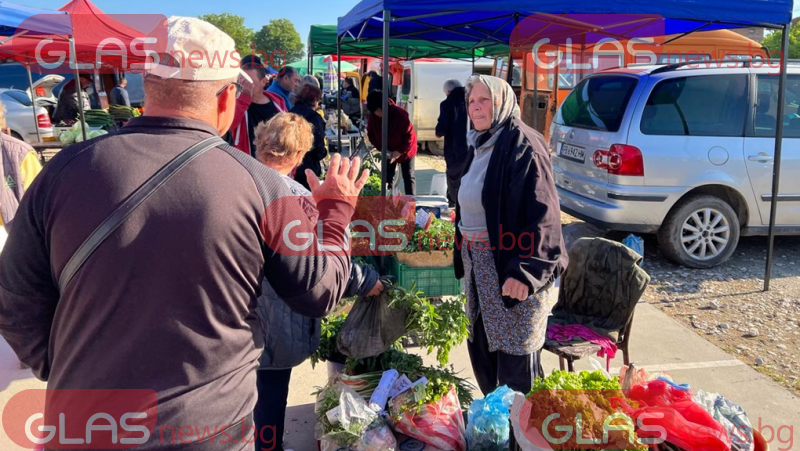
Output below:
[253,19,305,67]
[344,347,421,375]
[404,218,456,253]
[360,173,382,197]
[529,370,622,394]
[310,313,348,368]
[198,13,254,56]
[762,25,800,59]
[386,285,469,367]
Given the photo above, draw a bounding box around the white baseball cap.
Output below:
[148,16,249,82]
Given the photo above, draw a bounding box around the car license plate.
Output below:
[559,143,586,163]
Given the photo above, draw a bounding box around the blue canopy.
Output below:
[339,0,793,43]
[0,1,71,36]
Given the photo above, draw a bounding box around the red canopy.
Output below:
[0,0,164,73]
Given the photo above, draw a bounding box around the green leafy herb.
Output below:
[404,217,456,253]
[310,314,348,368]
[387,285,469,367]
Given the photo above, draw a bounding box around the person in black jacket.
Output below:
[435,79,469,204]
[252,113,385,451]
[290,83,328,190]
[454,75,568,395]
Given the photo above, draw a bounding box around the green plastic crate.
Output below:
[389,255,462,297]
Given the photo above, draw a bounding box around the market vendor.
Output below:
[454,75,568,395]
[252,112,384,451]
[366,91,417,195]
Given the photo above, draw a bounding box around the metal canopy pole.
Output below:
[533,56,539,131]
[25,64,41,142]
[381,10,391,197]
[337,36,342,155]
[308,41,313,74]
[70,38,88,142]
[471,49,475,73]
[764,23,791,292]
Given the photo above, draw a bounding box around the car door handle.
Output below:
[748,153,774,162]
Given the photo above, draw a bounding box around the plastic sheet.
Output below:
[623,234,645,260]
[317,384,378,450]
[337,286,409,359]
[612,397,732,451]
[390,385,467,451]
[466,385,516,450]
[694,389,753,451]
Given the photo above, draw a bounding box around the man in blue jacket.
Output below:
[268,66,301,109]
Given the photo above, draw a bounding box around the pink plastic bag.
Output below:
[390,386,467,451]
[612,396,732,451]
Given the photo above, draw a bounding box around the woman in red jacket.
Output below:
[366,91,417,195]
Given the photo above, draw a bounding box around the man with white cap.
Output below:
[0,17,367,450]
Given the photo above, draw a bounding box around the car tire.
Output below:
[10,130,24,142]
[658,194,740,269]
[427,141,445,156]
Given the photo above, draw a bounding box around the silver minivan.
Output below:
[551,63,800,268]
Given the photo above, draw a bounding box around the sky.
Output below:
[20,0,800,46]
[22,0,359,46]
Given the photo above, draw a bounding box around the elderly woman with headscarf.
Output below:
[454,75,568,395]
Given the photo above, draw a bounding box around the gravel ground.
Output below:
[422,151,800,394]
[562,212,800,396]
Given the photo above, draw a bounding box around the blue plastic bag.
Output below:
[466,385,516,451]
[623,234,645,260]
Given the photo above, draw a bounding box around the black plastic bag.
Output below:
[337,280,408,359]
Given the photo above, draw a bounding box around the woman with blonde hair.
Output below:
[252,112,383,451]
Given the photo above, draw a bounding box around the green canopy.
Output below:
[288,55,358,76]
[308,24,505,60]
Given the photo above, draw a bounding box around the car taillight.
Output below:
[608,144,644,176]
[593,145,643,176]
[37,113,52,128]
[35,87,46,97]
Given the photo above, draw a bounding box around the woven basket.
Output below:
[394,251,452,268]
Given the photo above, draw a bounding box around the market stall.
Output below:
[0,1,70,142]
[0,0,155,147]
[336,0,793,288]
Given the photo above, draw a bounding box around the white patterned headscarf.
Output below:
[465,74,520,135]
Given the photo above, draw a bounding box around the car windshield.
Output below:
[559,76,638,132]
[1,90,32,107]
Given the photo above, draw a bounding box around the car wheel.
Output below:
[658,195,740,269]
[427,141,444,156]
[10,130,24,142]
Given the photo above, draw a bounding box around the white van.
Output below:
[396,60,492,155]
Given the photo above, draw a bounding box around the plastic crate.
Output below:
[389,254,462,297]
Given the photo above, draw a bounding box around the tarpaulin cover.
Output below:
[288,55,358,75]
[0,1,70,36]
[311,24,502,60]
[338,0,793,45]
[1,0,163,72]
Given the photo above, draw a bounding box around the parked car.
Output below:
[0,62,64,115]
[550,62,800,268]
[0,88,54,143]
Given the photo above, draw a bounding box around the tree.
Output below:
[252,19,305,69]
[761,24,800,59]
[198,13,255,56]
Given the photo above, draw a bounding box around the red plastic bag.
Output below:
[611,397,732,451]
[390,386,467,451]
[626,379,693,407]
